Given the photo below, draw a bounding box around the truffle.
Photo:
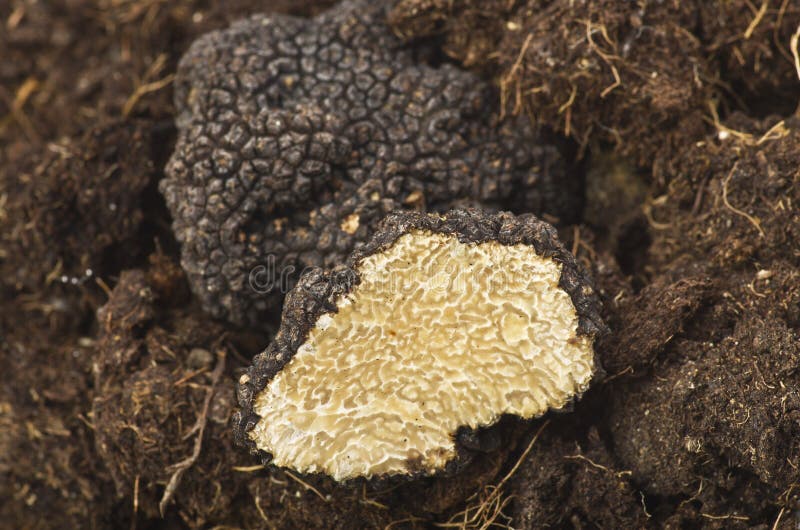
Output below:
[235,209,603,481]
[161,0,576,325]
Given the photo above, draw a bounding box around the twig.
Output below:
[159,350,226,516]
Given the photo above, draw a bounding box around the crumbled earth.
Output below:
[1,1,799,529]
[1,119,154,292]
[509,417,650,528]
[389,0,800,171]
[162,0,574,325]
[604,115,800,525]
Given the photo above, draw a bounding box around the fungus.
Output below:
[235,209,603,481]
[161,0,576,325]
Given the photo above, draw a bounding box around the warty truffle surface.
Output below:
[161,0,577,325]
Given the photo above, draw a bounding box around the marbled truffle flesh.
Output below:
[161,0,577,325]
[235,209,603,481]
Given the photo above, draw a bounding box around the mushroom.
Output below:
[161,0,575,325]
[235,209,604,480]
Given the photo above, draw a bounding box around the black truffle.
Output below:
[161,0,577,325]
[234,209,603,481]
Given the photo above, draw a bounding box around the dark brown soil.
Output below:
[390,0,800,172]
[1,1,799,529]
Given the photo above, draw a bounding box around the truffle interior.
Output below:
[251,230,594,480]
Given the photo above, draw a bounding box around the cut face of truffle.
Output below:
[161,0,576,325]
[236,209,603,481]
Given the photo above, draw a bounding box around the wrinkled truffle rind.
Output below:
[234,209,604,479]
[162,0,574,325]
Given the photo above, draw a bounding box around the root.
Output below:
[158,350,226,516]
[434,420,550,530]
[0,77,41,142]
[744,1,769,39]
[130,475,140,530]
[700,512,749,522]
[563,454,632,478]
[790,23,800,80]
[721,162,766,239]
[284,470,330,503]
[122,53,174,117]
[500,32,534,118]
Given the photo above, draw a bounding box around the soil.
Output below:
[1,1,799,529]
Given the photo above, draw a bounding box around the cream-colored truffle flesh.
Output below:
[251,230,594,480]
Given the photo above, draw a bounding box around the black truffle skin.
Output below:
[161,0,577,325]
[234,208,605,479]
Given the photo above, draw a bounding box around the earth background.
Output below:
[1,1,800,528]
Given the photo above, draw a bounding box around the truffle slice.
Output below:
[235,209,603,481]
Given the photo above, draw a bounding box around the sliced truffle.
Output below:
[235,209,603,481]
[161,0,575,325]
